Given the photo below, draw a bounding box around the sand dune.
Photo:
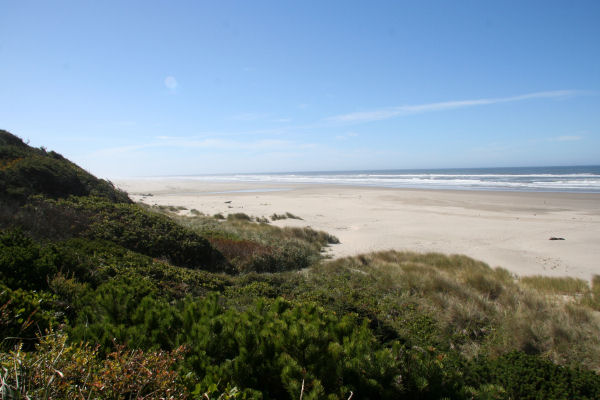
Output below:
[116,179,600,280]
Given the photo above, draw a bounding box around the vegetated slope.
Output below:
[2,129,600,399]
[0,130,229,272]
[3,233,600,399]
[152,206,339,273]
[0,129,129,203]
[295,252,600,370]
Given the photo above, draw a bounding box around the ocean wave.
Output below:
[164,168,600,193]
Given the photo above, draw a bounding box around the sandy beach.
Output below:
[115,179,600,280]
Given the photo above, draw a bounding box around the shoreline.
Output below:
[115,179,600,280]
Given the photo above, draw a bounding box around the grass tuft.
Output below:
[519,275,590,295]
[270,212,303,221]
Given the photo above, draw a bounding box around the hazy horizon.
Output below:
[124,164,600,176]
[2,1,599,179]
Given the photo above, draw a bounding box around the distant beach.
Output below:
[116,168,600,280]
[160,166,600,193]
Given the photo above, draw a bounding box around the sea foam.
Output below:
[167,166,600,193]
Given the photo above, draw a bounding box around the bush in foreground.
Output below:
[0,332,188,399]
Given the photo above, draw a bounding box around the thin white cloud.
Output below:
[551,135,583,142]
[327,90,584,124]
[232,112,270,121]
[231,113,292,124]
[91,136,314,157]
[335,132,359,140]
[156,137,296,150]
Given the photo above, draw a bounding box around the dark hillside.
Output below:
[0,129,230,273]
[0,130,130,203]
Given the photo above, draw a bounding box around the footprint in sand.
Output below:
[536,256,563,271]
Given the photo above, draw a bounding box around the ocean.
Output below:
[172,166,600,193]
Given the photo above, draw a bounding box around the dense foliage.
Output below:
[0,129,129,204]
[164,208,339,273]
[2,129,600,399]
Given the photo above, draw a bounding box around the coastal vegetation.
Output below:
[2,129,600,399]
[270,212,303,221]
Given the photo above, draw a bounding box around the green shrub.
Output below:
[467,351,600,399]
[0,229,58,290]
[67,274,179,352]
[179,296,404,399]
[7,196,232,273]
[0,284,59,350]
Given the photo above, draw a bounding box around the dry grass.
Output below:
[271,212,303,221]
[142,205,338,272]
[519,275,590,295]
[320,251,600,370]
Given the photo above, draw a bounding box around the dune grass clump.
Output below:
[578,275,600,311]
[148,206,339,273]
[227,212,252,221]
[270,212,303,221]
[520,275,590,295]
[157,205,188,213]
[518,274,600,313]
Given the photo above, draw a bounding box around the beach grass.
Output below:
[519,275,590,294]
[271,212,303,221]
[299,251,600,370]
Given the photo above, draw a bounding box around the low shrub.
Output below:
[0,285,59,350]
[467,351,600,400]
[0,332,188,399]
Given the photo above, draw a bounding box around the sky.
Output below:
[1,1,599,178]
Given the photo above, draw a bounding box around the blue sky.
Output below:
[1,1,599,177]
